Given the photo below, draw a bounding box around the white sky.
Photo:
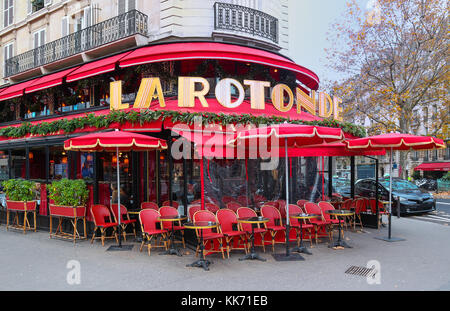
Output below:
[288,0,369,89]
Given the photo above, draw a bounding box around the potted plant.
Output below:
[47,179,89,241]
[1,179,38,233]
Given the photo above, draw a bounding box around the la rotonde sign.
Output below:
[109,77,344,121]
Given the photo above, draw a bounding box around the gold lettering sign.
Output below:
[134,78,166,109]
[272,84,294,113]
[178,77,210,108]
[319,92,333,119]
[244,80,270,110]
[110,77,345,121]
[110,81,129,111]
[296,88,317,116]
[215,78,245,109]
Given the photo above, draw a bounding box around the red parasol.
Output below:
[344,133,446,242]
[64,130,167,249]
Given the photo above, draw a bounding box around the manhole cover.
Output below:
[345,266,377,277]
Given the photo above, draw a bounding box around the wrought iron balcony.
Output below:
[5,10,148,78]
[214,2,278,44]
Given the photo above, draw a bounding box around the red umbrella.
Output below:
[227,124,345,260]
[344,133,446,242]
[64,130,168,249]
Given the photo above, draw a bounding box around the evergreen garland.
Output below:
[0,109,367,139]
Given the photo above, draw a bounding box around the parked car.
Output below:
[354,178,436,215]
[415,178,438,191]
[332,178,351,197]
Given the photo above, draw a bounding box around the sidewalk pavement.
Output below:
[0,216,449,291]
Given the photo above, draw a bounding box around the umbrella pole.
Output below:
[388,147,392,240]
[117,146,122,247]
[285,142,290,256]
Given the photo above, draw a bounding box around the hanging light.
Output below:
[28,152,34,160]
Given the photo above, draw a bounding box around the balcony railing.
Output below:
[214,2,278,44]
[5,10,148,78]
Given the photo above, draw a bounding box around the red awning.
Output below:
[119,42,320,90]
[25,67,81,94]
[151,98,323,130]
[0,79,37,101]
[66,51,133,83]
[414,162,450,171]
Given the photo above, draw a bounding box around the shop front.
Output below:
[0,41,367,233]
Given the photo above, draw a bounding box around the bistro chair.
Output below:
[162,200,179,209]
[188,204,201,221]
[221,196,236,205]
[205,203,220,215]
[141,202,159,210]
[318,201,343,231]
[139,209,168,256]
[369,199,388,227]
[296,200,309,209]
[260,205,286,252]
[288,204,314,248]
[226,201,242,213]
[237,195,249,207]
[90,204,119,247]
[237,207,267,253]
[265,201,279,209]
[110,203,137,241]
[193,210,226,259]
[303,202,332,244]
[159,206,186,248]
[353,199,365,230]
[216,209,248,257]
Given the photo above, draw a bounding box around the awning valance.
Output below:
[25,67,81,94]
[119,42,320,90]
[0,79,36,101]
[65,51,133,83]
[414,162,450,171]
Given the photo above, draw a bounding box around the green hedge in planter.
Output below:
[48,179,89,207]
[1,179,36,202]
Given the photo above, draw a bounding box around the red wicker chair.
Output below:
[141,202,159,210]
[138,209,168,256]
[90,204,119,246]
[110,204,137,241]
[193,210,226,259]
[303,202,332,244]
[261,205,286,252]
[159,206,186,248]
[216,209,248,257]
[237,207,267,252]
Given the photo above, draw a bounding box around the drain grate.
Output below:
[345,266,377,277]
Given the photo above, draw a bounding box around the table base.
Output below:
[106,244,134,251]
[272,253,305,262]
[328,239,352,249]
[187,258,212,271]
[290,245,312,255]
[374,236,405,242]
[160,247,183,257]
[239,252,266,262]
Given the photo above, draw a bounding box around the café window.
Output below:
[0,151,9,181]
[10,149,26,179]
[49,146,68,180]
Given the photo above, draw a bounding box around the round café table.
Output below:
[289,213,320,255]
[237,216,269,262]
[158,215,187,257]
[184,221,218,271]
[325,210,355,249]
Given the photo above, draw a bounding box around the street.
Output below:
[409,199,450,226]
[1,206,450,292]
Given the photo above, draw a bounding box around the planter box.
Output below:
[49,204,87,243]
[6,200,37,211]
[49,204,86,218]
[5,200,37,233]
